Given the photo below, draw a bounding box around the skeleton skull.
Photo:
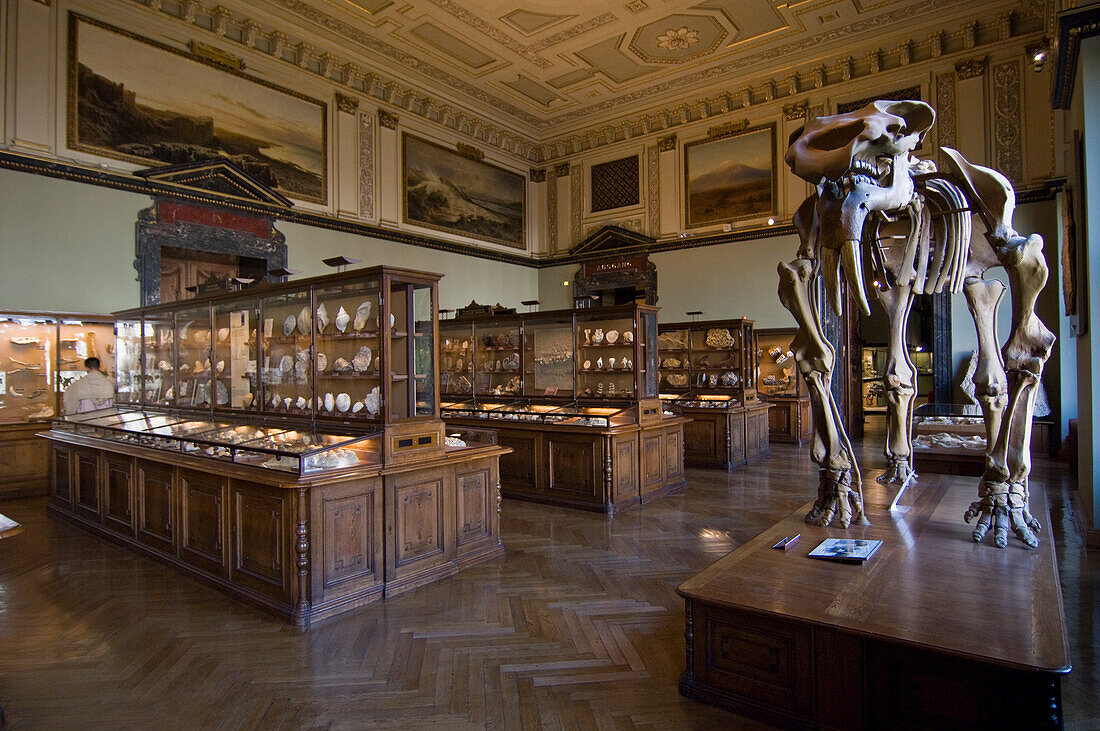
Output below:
[785,100,935,315]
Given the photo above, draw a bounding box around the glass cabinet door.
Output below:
[440,321,474,396]
[0,315,55,421]
[145,314,175,407]
[313,277,382,420]
[576,311,636,398]
[657,327,691,391]
[176,305,213,408]
[690,324,743,393]
[639,309,658,398]
[259,290,314,415]
[114,319,142,405]
[386,276,437,420]
[524,317,573,398]
[213,298,258,411]
[473,321,521,397]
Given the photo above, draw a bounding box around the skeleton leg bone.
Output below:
[778,258,867,527]
[874,281,918,484]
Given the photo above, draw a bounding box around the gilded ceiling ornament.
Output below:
[655,27,699,52]
[783,101,809,122]
[955,58,987,79]
[554,162,571,178]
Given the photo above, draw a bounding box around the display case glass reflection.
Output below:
[213,299,257,411]
[313,278,382,420]
[175,305,213,409]
[757,329,805,398]
[0,316,54,421]
[259,290,313,416]
[473,321,522,397]
[525,317,573,398]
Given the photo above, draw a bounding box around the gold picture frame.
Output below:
[683,123,776,229]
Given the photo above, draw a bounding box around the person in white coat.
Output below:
[63,357,115,414]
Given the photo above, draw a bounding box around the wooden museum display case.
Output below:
[756,327,812,444]
[657,318,770,469]
[43,266,510,627]
[438,304,687,513]
[0,312,114,499]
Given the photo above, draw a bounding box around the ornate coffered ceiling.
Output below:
[139,0,1049,158]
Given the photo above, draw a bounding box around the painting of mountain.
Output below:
[684,125,776,228]
[403,134,526,249]
[68,14,326,204]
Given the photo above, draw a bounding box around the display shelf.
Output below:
[756,327,812,444]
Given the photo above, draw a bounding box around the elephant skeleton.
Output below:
[780,100,1055,548]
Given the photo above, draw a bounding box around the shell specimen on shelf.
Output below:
[351,402,364,413]
[324,392,335,412]
[352,346,372,372]
[283,315,297,336]
[335,306,350,333]
[592,328,604,345]
[333,357,352,372]
[217,327,230,343]
[157,360,172,371]
[336,393,351,412]
[605,330,619,344]
[583,359,591,370]
[623,331,634,344]
[215,360,225,374]
[279,355,294,373]
[596,357,604,370]
[242,392,253,407]
[609,358,616,369]
[271,393,280,408]
[283,397,292,409]
[215,381,229,405]
[316,303,329,333]
[364,386,381,415]
[297,306,312,335]
[296,396,308,409]
[316,352,328,372]
[317,396,325,411]
[164,387,174,402]
[353,301,372,331]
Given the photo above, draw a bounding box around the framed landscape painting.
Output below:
[684,124,776,228]
[402,133,526,249]
[68,13,327,204]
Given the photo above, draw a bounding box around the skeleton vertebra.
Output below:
[781,100,1054,547]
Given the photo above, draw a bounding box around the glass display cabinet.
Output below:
[45,266,508,628]
[657,318,769,468]
[861,345,934,417]
[438,303,683,514]
[756,327,812,444]
[0,311,115,499]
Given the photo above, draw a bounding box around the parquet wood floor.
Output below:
[0,432,1097,729]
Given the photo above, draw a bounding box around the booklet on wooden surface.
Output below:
[807,538,883,563]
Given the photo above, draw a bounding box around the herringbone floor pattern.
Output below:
[1,432,1097,730]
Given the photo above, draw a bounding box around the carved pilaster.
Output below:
[529,168,546,183]
[570,165,582,250]
[683,598,695,680]
[294,487,310,626]
[378,110,398,130]
[783,100,809,122]
[657,134,677,152]
[935,72,958,158]
[992,60,1023,183]
[554,162,571,178]
[359,112,375,218]
[647,145,660,236]
[603,435,613,504]
[548,166,558,251]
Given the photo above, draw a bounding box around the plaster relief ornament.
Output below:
[353,301,372,331]
[592,328,605,345]
[336,393,351,412]
[352,346,372,372]
[655,26,698,52]
[283,315,297,336]
[316,303,329,333]
[324,392,335,413]
[297,306,312,335]
[605,330,619,344]
[335,306,350,333]
[781,99,1054,549]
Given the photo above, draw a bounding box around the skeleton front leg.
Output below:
[873,281,917,484]
[778,258,867,528]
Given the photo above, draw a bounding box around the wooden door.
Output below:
[159,248,241,304]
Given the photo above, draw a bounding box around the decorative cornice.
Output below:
[378,110,399,130]
[188,40,244,71]
[955,57,987,79]
[529,168,546,183]
[657,134,677,152]
[456,142,484,160]
[335,92,359,114]
[782,100,809,121]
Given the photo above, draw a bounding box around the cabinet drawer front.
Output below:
[394,477,445,566]
[104,455,134,535]
[181,470,227,575]
[137,460,175,552]
[231,485,290,600]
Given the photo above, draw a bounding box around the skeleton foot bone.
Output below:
[964,479,1041,548]
[806,468,868,528]
[877,458,915,485]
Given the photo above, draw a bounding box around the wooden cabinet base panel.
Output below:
[0,423,51,500]
[44,432,507,627]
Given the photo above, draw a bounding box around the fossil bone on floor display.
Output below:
[780,99,1054,548]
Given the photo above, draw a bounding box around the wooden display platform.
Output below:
[0,511,22,539]
[43,430,509,627]
[679,402,770,469]
[677,474,1070,730]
